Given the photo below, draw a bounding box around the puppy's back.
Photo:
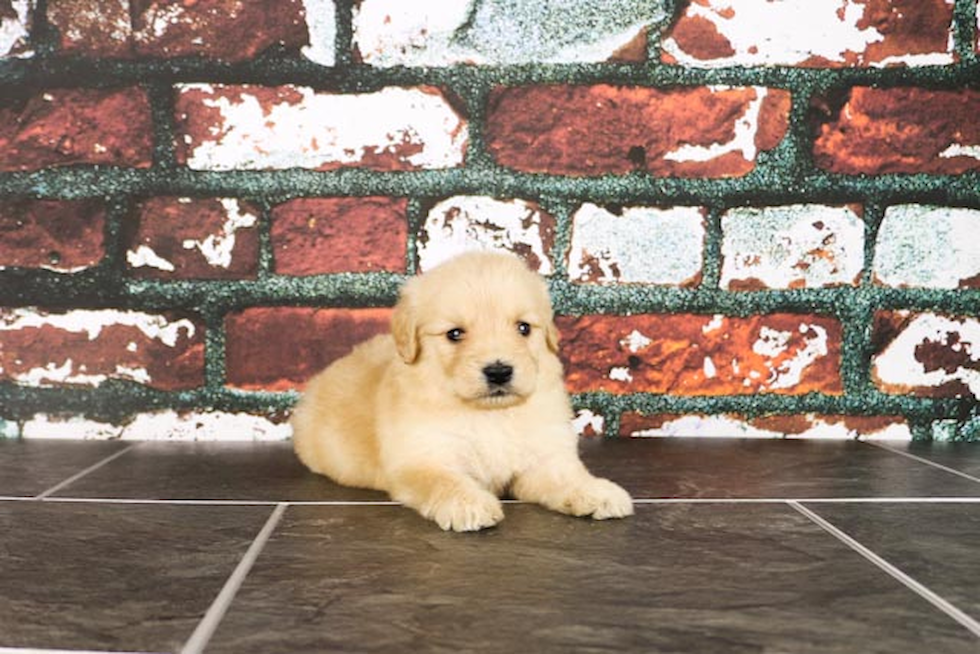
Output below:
[290,334,393,490]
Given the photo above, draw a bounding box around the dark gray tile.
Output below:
[53,438,980,503]
[54,441,388,502]
[0,501,271,652]
[581,437,980,499]
[887,441,980,481]
[0,438,129,497]
[802,502,980,623]
[207,503,978,654]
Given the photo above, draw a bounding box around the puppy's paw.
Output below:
[561,478,634,520]
[425,488,504,532]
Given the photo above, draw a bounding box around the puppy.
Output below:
[291,251,634,531]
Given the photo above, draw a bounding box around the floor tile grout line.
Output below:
[179,502,287,654]
[0,497,402,506]
[4,496,980,506]
[631,497,980,504]
[788,500,980,639]
[33,443,143,500]
[867,441,980,485]
[0,652,137,654]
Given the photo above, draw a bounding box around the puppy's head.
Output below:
[392,251,560,409]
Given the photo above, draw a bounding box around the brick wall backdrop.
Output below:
[2,0,980,441]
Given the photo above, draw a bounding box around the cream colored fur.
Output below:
[291,251,634,531]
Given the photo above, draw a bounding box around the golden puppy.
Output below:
[291,251,634,531]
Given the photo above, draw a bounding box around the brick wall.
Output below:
[2,0,980,441]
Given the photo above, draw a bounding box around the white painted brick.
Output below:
[873,312,980,398]
[177,84,467,171]
[0,0,33,58]
[874,205,980,288]
[22,411,292,441]
[625,414,911,441]
[300,0,336,66]
[353,0,667,66]
[417,196,554,273]
[0,418,19,438]
[721,205,864,290]
[568,204,704,285]
[0,308,201,389]
[662,0,955,68]
[572,409,605,438]
[750,322,830,392]
[0,308,195,345]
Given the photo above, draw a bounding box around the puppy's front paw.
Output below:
[425,488,504,532]
[562,478,634,520]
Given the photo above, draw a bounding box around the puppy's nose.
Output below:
[483,362,514,386]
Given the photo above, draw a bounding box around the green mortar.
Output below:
[1,0,979,439]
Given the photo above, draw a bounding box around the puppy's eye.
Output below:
[446,328,465,343]
[517,322,532,337]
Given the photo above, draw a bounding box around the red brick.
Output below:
[0,308,204,390]
[485,85,790,177]
[126,197,260,280]
[47,0,131,57]
[558,314,842,395]
[271,198,408,275]
[814,87,980,175]
[0,88,153,171]
[663,11,734,62]
[47,0,309,61]
[0,199,105,272]
[132,0,308,60]
[225,308,392,391]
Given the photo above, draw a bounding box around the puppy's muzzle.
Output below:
[482,361,514,388]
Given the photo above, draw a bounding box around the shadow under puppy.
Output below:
[291,251,634,531]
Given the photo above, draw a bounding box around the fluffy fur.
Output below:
[291,251,634,531]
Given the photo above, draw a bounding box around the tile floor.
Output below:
[1,437,979,653]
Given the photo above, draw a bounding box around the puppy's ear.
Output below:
[534,277,561,353]
[544,317,561,353]
[391,278,420,364]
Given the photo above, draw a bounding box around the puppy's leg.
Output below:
[388,466,504,532]
[512,455,634,520]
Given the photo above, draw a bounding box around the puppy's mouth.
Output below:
[473,386,525,408]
